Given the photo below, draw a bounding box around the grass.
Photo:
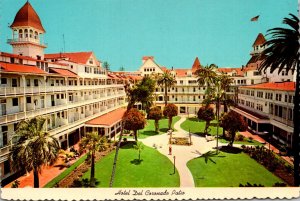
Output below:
[181,117,262,145]
[129,116,180,139]
[187,149,283,187]
[82,142,180,187]
[43,154,88,188]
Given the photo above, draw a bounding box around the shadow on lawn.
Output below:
[130,159,143,165]
[219,146,243,154]
[140,130,158,137]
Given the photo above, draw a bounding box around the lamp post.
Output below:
[173,156,176,174]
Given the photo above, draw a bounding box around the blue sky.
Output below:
[0,0,297,71]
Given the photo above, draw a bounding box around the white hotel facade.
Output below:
[0,2,127,184]
[0,1,296,186]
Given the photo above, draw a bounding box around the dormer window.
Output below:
[89,58,93,64]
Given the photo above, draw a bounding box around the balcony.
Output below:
[7,38,47,47]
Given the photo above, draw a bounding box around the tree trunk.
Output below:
[216,99,220,153]
[293,67,300,186]
[109,125,124,187]
[164,84,168,106]
[229,131,236,147]
[134,130,138,141]
[168,117,172,130]
[205,121,210,135]
[138,150,141,161]
[90,150,95,187]
[155,119,159,133]
[33,167,39,188]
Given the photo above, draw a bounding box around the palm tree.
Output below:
[79,132,108,187]
[195,64,218,105]
[10,116,60,188]
[133,141,144,161]
[258,13,299,186]
[157,71,176,106]
[219,73,234,113]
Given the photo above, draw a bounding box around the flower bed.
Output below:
[170,137,191,146]
[241,145,293,186]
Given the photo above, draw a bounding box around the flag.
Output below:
[251,15,259,21]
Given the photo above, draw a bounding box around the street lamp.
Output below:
[173,156,176,174]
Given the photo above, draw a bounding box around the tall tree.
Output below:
[103,61,110,72]
[163,103,178,130]
[220,111,247,146]
[125,76,155,112]
[197,106,215,135]
[195,64,217,105]
[79,132,108,187]
[10,117,60,188]
[148,106,163,133]
[119,66,125,71]
[258,13,299,186]
[123,108,146,141]
[219,73,234,113]
[157,71,176,106]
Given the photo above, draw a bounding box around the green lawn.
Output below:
[181,117,261,145]
[44,154,88,188]
[187,150,283,187]
[82,142,180,187]
[135,116,180,139]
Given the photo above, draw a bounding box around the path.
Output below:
[140,115,226,187]
[4,144,82,188]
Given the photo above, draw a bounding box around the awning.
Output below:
[0,62,46,74]
[50,68,78,77]
[85,108,126,127]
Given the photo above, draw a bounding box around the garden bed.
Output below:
[45,146,115,188]
[241,145,293,186]
[170,137,191,146]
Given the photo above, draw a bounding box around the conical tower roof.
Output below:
[252,33,266,47]
[10,1,45,32]
[192,57,201,72]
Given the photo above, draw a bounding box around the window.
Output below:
[12,98,18,106]
[61,94,64,99]
[0,78,7,85]
[26,79,31,86]
[257,91,263,98]
[12,78,17,87]
[56,94,60,99]
[26,96,31,104]
[34,79,39,86]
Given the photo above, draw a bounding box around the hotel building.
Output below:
[0,2,128,185]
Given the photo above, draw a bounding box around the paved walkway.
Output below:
[140,115,226,187]
[4,144,82,188]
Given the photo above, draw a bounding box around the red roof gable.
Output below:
[192,57,201,72]
[252,33,266,47]
[10,2,45,32]
[241,82,295,91]
[0,62,46,74]
[45,52,93,64]
[85,108,126,126]
[49,68,78,77]
[174,69,190,77]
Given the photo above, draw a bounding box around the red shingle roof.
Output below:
[192,57,201,72]
[142,56,154,61]
[49,68,78,77]
[252,33,266,47]
[45,52,93,64]
[241,82,295,91]
[10,2,45,32]
[0,62,46,74]
[85,108,126,126]
[174,69,189,77]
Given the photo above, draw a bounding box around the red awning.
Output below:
[50,68,78,77]
[85,108,126,127]
[0,62,46,74]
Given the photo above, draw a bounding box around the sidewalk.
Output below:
[140,115,226,187]
[239,131,293,165]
